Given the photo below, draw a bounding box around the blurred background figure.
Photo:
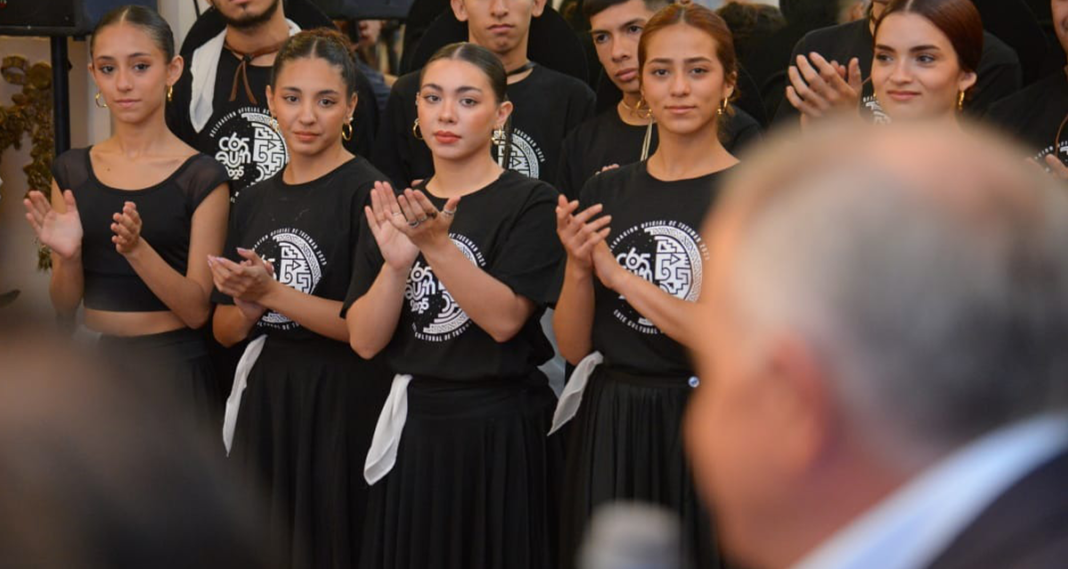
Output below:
[687,122,1068,569]
[580,502,682,569]
[0,313,269,569]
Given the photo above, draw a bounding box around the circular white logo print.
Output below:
[252,228,326,331]
[208,106,288,194]
[405,234,486,342]
[610,220,707,335]
[1035,141,1068,173]
[493,127,545,180]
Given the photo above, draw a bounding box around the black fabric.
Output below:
[358,374,562,569]
[986,71,1068,168]
[559,367,719,569]
[167,5,378,198]
[217,156,392,569]
[371,66,595,187]
[229,337,390,569]
[579,161,726,376]
[971,0,1050,86]
[97,327,222,439]
[342,170,562,381]
[923,449,1068,569]
[773,20,1022,125]
[557,109,761,200]
[212,156,383,342]
[50,148,228,312]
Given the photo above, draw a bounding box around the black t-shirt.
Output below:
[986,72,1068,168]
[213,156,384,342]
[341,170,563,381]
[773,19,1022,124]
[50,148,229,312]
[556,109,762,200]
[167,40,378,199]
[371,65,596,188]
[580,162,728,376]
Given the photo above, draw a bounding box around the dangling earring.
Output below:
[270,115,280,133]
[637,96,653,120]
[956,90,965,112]
[94,92,107,109]
[717,98,730,116]
[167,85,174,103]
[412,118,423,140]
[342,120,353,141]
[491,125,507,147]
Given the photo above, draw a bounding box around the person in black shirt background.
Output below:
[779,0,1020,125]
[167,0,377,200]
[25,6,229,434]
[345,43,563,569]
[987,0,1068,178]
[553,4,738,568]
[556,0,762,200]
[209,29,391,569]
[372,0,596,187]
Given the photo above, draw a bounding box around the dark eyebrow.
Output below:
[420,83,484,94]
[94,53,153,61]
[590,18,644,35]
[874,43,943,53]
[647,56,714,65]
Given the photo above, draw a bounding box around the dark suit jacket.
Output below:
[924,449,1068,569]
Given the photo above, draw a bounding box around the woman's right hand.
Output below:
[366,182,420,271]
[24,190,83,260]
[556,194,611,273]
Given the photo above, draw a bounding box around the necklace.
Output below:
[506,61,535,76]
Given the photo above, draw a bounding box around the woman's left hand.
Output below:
[208,247,277,303]
[111,201,143,256]
[591,240,628,292]
[385,188,460,251]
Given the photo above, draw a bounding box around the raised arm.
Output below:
[553,195,611,364]
[346,182,421,358]
[115,184,229,329]
[24,182,85,316]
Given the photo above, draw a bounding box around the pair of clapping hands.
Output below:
[556,195,629,291]
[24,190,144,259]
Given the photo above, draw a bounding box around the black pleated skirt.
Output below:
[228,336,391,569]
[359,373,563,569]
[98,327,222,436]
[559,366,722,569]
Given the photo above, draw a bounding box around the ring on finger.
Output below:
[442,209,456,217]
[408,220,420,228]
[416,216,428,223]
[392,212,405,217]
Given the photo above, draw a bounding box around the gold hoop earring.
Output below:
[342,121,353,141]
[717,98,729,116]
[167,85,174,103]
[491,126,507,147]
[412,118,423,140]
[94,92,107,109]
[637,97,653,120]
[956,90,965,112]
[270,116,280,133]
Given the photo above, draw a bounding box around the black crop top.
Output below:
[50,147,229,312]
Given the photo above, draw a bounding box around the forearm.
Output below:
[347,265,409,358]
[49,254,85,315]
[553,261,596,364]
[125,241,211,329]
[213,304,259,347]
[260,283,349,343]
[422,239,532,343]
[612,271,694,346]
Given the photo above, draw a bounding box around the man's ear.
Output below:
[764,335,835,476]
[451,0,469,22]
[532,0,547,18]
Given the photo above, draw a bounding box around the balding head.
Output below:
[685,122,1068,569]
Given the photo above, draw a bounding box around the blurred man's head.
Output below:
[685,123,1068,569]
[1054,0,1068,57]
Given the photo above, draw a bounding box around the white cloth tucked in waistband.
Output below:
[364,373,414,485]
[223,334,267,455]
[548,351,604,436]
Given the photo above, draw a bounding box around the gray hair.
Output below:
[723,124,1068,459]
